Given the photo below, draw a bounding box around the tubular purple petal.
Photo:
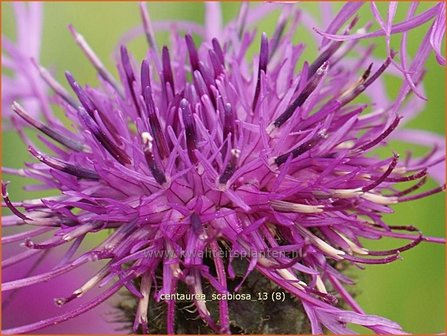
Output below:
[180,98,198,164]
[28,146,99,180]
[252,32,269,111]
[185,34,200,72]
[162,46,175,93]
[141,132,167,186]
[68,24,122,96]
[272,62,328,129]
[78,107,131,165]
[143,86,170,160]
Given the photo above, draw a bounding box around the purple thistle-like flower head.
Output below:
[2,2,50,126]
[2,2,445,334]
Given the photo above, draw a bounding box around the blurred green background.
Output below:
[2,2,445,334]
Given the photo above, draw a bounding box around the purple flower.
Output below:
[2,2,51,127]
[2,243,120,333]
[2,2,445,334]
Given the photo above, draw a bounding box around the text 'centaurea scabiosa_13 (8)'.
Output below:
[1,2,446,334]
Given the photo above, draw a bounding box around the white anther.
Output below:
[271,200,324,214]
